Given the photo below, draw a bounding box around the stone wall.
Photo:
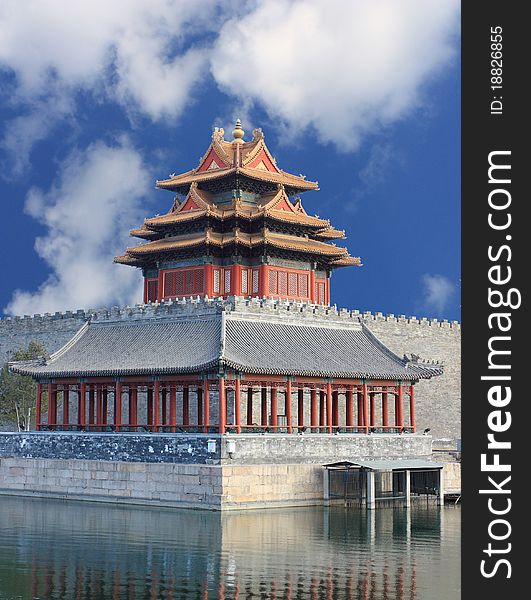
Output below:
[0,299,461,442]
[0,432,451,510]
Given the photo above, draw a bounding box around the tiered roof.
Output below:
[115,121,360,270]
[10,298,442,381]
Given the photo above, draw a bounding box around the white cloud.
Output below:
[5,139,151,316]
[0,1,460,170]
[422,274,455,316]
[212,0,460,150]
[0,0,220,170]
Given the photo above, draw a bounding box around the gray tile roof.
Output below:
[10,301,442,381]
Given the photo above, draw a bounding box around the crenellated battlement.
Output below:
[0,297,461,330]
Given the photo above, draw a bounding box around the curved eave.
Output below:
[155,166,318,195]
[10,360,219,379]
[221,358,440,381]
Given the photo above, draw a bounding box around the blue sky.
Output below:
[0,0,460,321]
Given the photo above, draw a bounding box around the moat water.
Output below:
[0,496,460,599]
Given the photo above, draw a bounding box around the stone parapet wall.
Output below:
[0,433,458,510]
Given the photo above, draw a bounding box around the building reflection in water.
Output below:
[0,496,458,599]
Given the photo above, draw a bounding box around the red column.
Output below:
[204,264,214,297]
[285,380,292,433]
[143,278,148,304]
[47,383,56,429]
[157,269,164,302]
[246,387,254,426]
[62,388,70,428]
[203,379,210,433]
[332,390,339,427]
[346,387,353,427]
[169,384,177,432]
[309,269,316,303]
[232,264,242,296]
[182,386,189,427]
[310,388,317,430]
[79,382,86,428]
[96,385,103,429]
[153,381,160,431]
[326,382,332,433]
[235,378,241,433]
[115,382,122,432]
[88,386,95,429]
[362,383,369,433]
[102,387,108,425]
[319,390,326,429]
[409,385,416,432]
[395,385,404,430]
[270,385,278,429]
[161,386,167,427]
[147,386,153,429]
[36,383,42,431]
[369,393,375,427]
[261,387,268,427]
[130,386,138,431]
[219,377,226,434]
[382,390,389,429]
[258,264,268,297]
[197,385,203,428]
[297,388,304,429]
[357,391,364,428]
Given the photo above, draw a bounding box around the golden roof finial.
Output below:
[232,118,245,143]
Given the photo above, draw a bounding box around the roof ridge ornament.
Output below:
[212,127,225,143]
[252,127,264,141]
[232,119,245,143]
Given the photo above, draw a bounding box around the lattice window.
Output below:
[268,270,277,294]
[175,271,185,296]
[195,269,204,294]
[278,271,288,295]
[241,269,248,294]
[214,269,220,293]
[146,279,158,302]
[317,282,325,305]
[288,272,298,297]
[299,273,308,298]
[185,270,194,294]
[224,269,231,295]
[164,272,177,297]
[252,269,259,293]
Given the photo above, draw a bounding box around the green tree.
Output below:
[0,341,47,431]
